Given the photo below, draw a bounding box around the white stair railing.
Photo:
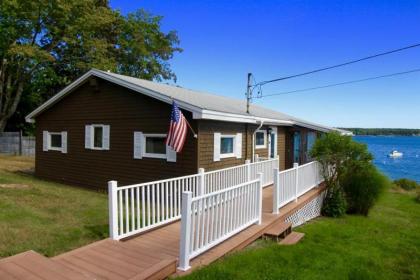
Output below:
[108,174,201,240]
[272,161,324,214]
[108,158,278,240]
[178,173,263,271]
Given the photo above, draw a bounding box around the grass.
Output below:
[182,189,420,280]
[0,156,108,257]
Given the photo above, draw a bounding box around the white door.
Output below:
[268,126,278,159]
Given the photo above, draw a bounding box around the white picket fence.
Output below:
[108,158,278,240]
[272,161,323,214]
[178,174,263,271]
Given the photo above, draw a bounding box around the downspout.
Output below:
[252,120,264,162]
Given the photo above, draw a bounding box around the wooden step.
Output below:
[129,258,177,280]
[263,222,292,241]
[0,250,90,279]
[279,232,305,245]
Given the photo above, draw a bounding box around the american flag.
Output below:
[166,101,188,152]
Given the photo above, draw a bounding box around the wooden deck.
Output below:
[0,185,325,280]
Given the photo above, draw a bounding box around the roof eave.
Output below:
[26,69,204,122]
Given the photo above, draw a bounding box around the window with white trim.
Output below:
[255,130,266,149]
[43,131,67,153]
[133,132,176,162]
[213,133,242,161]
[85,124,110,150]
[220,135,235,158]
[144,134,167,159]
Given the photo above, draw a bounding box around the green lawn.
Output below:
[182,190,420,280]
[0,156,108,257]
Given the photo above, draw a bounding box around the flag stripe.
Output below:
[166,101,188,153]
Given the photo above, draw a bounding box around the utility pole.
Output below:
[246,73,252,113]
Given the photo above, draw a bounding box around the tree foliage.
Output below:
[311,132,387,216]
[341,128,420,136]
[0,0,181,132]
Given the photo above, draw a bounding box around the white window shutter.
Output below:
[103,125,110,150]
[235,133,242,159]
[213,133,221,162]
[85,125,92,149]
[61,131,67,154]
[43,131,48,151]
[166,145,177,162]
[133,132,143,159]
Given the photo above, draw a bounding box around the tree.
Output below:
[0,0,181,132]
[311,132,388,216]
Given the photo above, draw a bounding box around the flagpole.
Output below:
[185,119,198,139]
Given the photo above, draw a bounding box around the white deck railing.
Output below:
[178,174,263,271]
[109,158,278,240]
[272,161,324,214]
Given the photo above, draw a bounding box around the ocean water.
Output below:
[353,136,420,183]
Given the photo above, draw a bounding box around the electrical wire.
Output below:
[260,68,420,97]
[256,43,420,86]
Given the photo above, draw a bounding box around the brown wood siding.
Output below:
[277,127,286,170]
[197,121,285,171]
[285,126,320,168]
[35,78,198,190]
[198,120,248,171]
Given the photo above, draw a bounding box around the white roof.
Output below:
[26,69,338,133]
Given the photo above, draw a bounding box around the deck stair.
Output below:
[279,232,305,245]
[263,221,292,242]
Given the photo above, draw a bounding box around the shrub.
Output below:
[321,184,347,217]
[416,189,420,203]
[342,165,389,216]
[394,178,419,191]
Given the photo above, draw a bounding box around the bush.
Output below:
[342,165,389,216]
[322,185,347,217]
[394,178,419,191]
[416,189,420,203]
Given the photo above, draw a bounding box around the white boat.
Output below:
[388,150,403,158]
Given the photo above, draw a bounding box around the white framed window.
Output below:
[255,130,266,149]
[133,132,176,162]
[43,131,67,153]
[220,135,235,158]
[213,132,242,161]
[144,134,167,159]
[85,124,110,150]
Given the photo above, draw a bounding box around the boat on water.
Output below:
[388,150,403,158]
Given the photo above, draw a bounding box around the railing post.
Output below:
[108,180,119,240]
[178,191,192,271]
[272,168,279,214]
[293,162,299,202]
[245,159,251,181]
[198,168,205,195]
[255,154,259,162]
[256,172,263,225]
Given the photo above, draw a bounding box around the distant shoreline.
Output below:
[340,128,420,137]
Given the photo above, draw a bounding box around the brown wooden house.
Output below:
[26,69,338,190]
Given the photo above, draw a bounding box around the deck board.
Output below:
[1,184,325,279]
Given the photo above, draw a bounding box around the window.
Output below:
[50,133,62,150]
[93,126,103,148]
[220,136,234,156]
[43,131,67,153]
[306,132,317,161]
[213,133,242,161]
[85,124,110,150]
[255,130,266,149]
[293,131,301,164]
[133,132,176,162]
[144,134,167,158]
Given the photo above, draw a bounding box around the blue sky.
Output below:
[110,0,420,129]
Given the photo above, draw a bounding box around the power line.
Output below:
[256,43,420,86]
[260,68,420,97]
